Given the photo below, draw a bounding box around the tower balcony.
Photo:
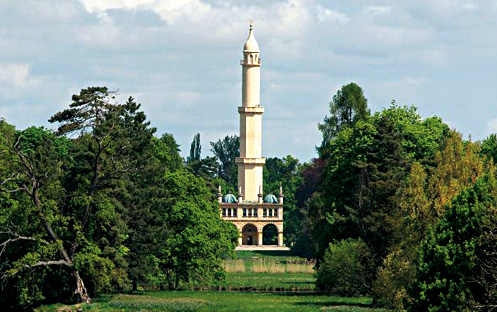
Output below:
[240,60,261,66]
[219,202,283,221]
[238,106,264,114]
[235,157,265,165]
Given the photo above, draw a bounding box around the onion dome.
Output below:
[243,22,260,53]
[264,194,278,204]
[224,193,237,203]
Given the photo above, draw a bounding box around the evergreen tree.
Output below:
[187,133,201,163]
[406,174,497,311]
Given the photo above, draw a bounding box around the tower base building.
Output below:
[219,24,285,248]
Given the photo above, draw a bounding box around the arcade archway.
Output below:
[262,224,278,245]
[242,223,258,245]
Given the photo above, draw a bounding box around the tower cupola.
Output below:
[243,23,260,53]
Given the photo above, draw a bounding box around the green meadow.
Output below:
[222,250,315,291]
[35,292,386,312]
[36,250,387,312]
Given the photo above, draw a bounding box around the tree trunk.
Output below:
[73,270,91,304]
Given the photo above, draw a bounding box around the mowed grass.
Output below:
[221,250,316,291]
[36,292,388,312]
[224,272,315,291]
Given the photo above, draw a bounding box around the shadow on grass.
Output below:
[269,292,373,308]
[294,301,372,308]
[238,250,294,257]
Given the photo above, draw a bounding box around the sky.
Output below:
[1,0,497,162]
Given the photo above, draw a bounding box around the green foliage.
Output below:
[157,170,238,289]
[311,102,452,261]
[186,134,219,186]
[481,133,497,164]
[312,111,407,262]
[152,134,183,172]
[210,134,239,188]
[373,247,416,309]
[426,132,487,217]
[318,83,370,156]
[187,133,201,162]
[316,239,374,296]
[74,250,115,296]
[0,87,240,310]
[263,155,304,247]
[406,174,497,311]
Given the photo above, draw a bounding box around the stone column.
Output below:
[238,235,243,246]
[257,231,263,246]
[278,232,283,247]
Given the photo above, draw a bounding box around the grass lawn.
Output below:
[221,250,316,291]
[37,251,385,311]
[36,291,388,312]
[224,272,315,291]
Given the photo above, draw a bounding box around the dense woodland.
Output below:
[1,84,497,311]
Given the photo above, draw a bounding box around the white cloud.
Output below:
[315,5,350,23]
[0,63,45,100]
[462,3,477,10]
[364,6,392,16]
[150,0,211,24]
[77,0,154,14]
[0,63,29,88]
[3,0,497,160]
[487,118,497,134]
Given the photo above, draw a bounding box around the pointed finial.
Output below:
[249,19,254,30]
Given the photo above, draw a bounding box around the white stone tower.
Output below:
[235,22,265,202]
[219,23,285,249]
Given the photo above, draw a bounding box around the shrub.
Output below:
[373,247,416,310]
[316,238,374,296]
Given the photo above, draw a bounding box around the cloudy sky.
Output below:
[1,0,497,162]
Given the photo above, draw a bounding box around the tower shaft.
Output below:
[236,25,265,202]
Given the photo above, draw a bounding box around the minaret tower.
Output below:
[235,22,265,202]
[219,23,285,249]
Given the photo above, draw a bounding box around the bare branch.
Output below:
[0,187,29,194]
[3,259,72,279]
[0,235,49,257]
[0,172,21,185]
